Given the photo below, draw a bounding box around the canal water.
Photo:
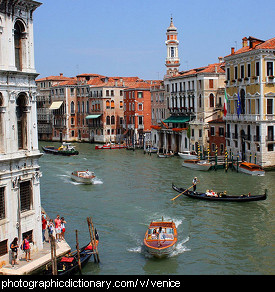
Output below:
[39,142,275,275]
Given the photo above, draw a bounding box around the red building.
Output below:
[208,118,226,156]
[123,82,153,145]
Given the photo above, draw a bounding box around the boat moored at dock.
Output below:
[234,161,265,176]
[182,159,212,171]
[95,143,126,150]
[178,151,197,160]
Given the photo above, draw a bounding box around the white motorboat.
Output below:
[182,159,212,171]
[71,170,96,184]
[234,162,265,176]
[178,151,197,160]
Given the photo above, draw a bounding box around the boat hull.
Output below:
[95,144,126,150]
[42,146,79,156]
[178,152,197,160]
[71,175,94,184]
[182,159,211,171]
[172,184,267,202]
[144,221,177,258]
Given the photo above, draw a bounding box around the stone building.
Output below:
[224,36,275,168]
[0,0,43,266]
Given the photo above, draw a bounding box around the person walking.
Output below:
[42,214,47,242]
[60,217,67,240]
[54,215,61,242]
[21,235,31,262]
[10,237,19,267]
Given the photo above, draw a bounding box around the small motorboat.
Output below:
[235,161,265,176]
[144,220,177,258]
[182,159,212,171]
[95,143,126,150]
[172,184,267,202]
[178,151,197,160]
[71,170,96,184]
[157,151,174,158]
[42,142,79,156]
[43,242,97,275]
[145,146,158,153]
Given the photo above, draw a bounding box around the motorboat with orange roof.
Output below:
[144,220,177,257]
[235,161,265,176]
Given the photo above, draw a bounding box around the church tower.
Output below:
[165,17,180,77]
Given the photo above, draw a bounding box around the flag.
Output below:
[237,92,241,118]
[224,88,228,117]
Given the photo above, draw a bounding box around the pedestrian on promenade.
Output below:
[10,237,19,267]
[60,217,67,240]
[21,235,31,262]
[48,219,54,238]
[42,214,47,242]
[54,214,62,242]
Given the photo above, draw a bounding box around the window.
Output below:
[209,93,214,107]
[138,103,143,111]
[70,101,75,114]
[240,65,244,78]
[209,79,213,88]
[219,127,224,137]
[20,181,32,213]
[210,127,215,136]
[16,94,28,150]
[111,100,115,109]
[0,240,8,256]
[256,62,260,76]
[247,64,251,77]
[171,47,175,58]
[14,21,25,71]
[267,62,274,76]
[137,92,143,98]
[106,116,110,125]
[106,100,110,109]
[234,66,238,79]
[227,68,230,81]
[0,187,5,220]
[138,116,143,125]
[120,101,123,108]
[267,99,273,115]
[111,115,115,125]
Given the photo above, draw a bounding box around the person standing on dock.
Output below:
[192,177,199,192]
[54,215,62,242]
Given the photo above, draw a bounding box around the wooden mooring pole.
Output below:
[50,235,57,275]
[87,217,100,263]
[75,230,82,273]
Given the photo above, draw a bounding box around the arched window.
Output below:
[106,116,110,125]
[106,100,110,109]
[111,115,115,125]
[16,93,28,150]
[209,93,214,108]
[111,100,115,109]
[14,21,25,71]
[240,89,245,114]
[70,101,75,114]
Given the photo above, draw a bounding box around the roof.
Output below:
[36,74,73,82]
[225,36,275,58]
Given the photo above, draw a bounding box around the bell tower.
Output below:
[165,17,180,77]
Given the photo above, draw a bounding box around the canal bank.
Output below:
[38,141,275,275]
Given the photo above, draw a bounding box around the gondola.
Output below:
[43,242,97,275]
[172,184,267,202]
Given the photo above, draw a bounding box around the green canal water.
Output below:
[39,142,275,275]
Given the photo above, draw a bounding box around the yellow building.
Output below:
[224,36,275,168]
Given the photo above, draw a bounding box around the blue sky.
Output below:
[34,0,275,80]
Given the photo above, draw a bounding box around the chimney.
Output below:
[60,73,63,77]
[231,47,235,55]
[242,37,248,47]
[218,56,224,63]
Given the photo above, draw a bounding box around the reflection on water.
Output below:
[39,142,275,275]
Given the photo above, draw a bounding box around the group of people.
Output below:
[10,235,32,267]
[42,213,67,243]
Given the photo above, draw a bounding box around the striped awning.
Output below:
[49,101,63,110]
[163,116,190,123]
[85,114,101,119]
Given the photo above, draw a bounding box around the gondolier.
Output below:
[192,177,199,192]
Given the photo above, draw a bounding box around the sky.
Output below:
[34,0,275,80]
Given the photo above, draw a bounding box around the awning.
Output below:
[49,101,63,110]
[163,116,190,123]
[85,114,101,119]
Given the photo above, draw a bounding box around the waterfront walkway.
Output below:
[0,240,71,275]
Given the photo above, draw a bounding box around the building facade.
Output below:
[224,36,275,168]
[0,0,42,266]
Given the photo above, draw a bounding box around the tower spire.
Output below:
[165,17,180,78]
